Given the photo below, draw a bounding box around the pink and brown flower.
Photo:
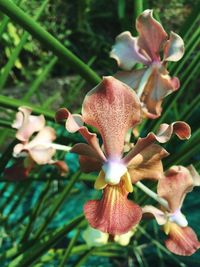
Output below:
[110,9,184,118]
[143,165,200,255]
[56,76,190,235]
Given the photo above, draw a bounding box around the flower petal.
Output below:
[84,180,142,235]
[110,31,150,70]
[164,31,184,62]
[123,122,190,165]
[127,144,168,183]
[79,155,102,173]
[82,226,109,247]
[157,166,196,212]
[24,127,56,164]
[114,69,145,89]
[82,76,141,159]
[187,165,200,186]
[12,106,45,142]
[56,108,106,161]
[140,67,180,118]
[142,205,166,225]
[165,223,200,256]
[136,9,167,61]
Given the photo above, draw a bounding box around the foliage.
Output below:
[0,0,199,266]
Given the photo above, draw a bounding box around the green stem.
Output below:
[136,181,169,210]
[0,0,101,86]
[59,229,81,267]
[33,171,81,240]
[0,94,55,120]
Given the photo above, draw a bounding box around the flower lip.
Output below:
[102,159,127,185]
[168,209,188,227]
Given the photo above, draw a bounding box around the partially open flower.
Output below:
[56,76,190,235]
[12,107,69,175]
[110,9,184,119]
[143,165,200,256]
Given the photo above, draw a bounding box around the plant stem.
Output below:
[0,0,101,86]
[135,181,169,210]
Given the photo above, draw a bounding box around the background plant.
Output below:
[0,0,199,266]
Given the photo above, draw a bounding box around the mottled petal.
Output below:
[56,108,106,161]
[136,9,167,61]
[158,166,196,212]
[82,76,141,158]
[84,180,142,235]
[123,122,190,165]
[142,205,166,225]
[164,31,184,62]
[165,223,200,256]
[110,31,150,70]
[12,106,45,142]
[114,69,145,89]
[128,144,168,183]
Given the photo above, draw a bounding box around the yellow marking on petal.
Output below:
[123,172,133,193]
[94,170,107,190]
[163,220,171,235]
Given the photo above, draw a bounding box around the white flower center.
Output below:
[102,160,127,185]
[169,209,188,227]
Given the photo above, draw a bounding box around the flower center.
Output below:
[102,160,127,185]
[168,209,188,227]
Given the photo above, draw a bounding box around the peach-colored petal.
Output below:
[79,155,103,173]
[84,180,142,235]
[56,108,106,161]
[142,205,166,225]
[21,127,56,164]
[165,223,200,256]
[127,144,168,183]
[187,165,200,186]
[136,9,167,61]
[114,69,145,89]
[163,31,184,62]
[139,67,180,118]
[12,106,45,142]
[123,122,190,165]
[158,166,197,212]
[110,31,150,70]
[82,76,141,159]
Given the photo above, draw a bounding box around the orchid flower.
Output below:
[110,9,184,119]
[56,76,190,235]
[143,165,200,256]
[82,225,137,247]
[12,106,69,173]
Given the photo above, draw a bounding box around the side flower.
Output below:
[143,165,200,256]
[7,106,68,180]
[110,9,184,119]
[56,76,190,235]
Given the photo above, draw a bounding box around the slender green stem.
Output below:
[20,181,51,243]
[136,181,169,210]
[59,229,81,267]
[33,171,81,240]
[0,0,101,86]
[23,56,58,101]
[0,94,55,120]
